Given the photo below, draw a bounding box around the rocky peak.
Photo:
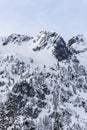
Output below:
[68,35,87,54]
[33,31,58,49]
[33,31,71,61]
[68,35,85,46]
[2,34,33,45]
[33,31,65,47]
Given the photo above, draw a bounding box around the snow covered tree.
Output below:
[53,112,61,130]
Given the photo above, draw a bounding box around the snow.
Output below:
[0,37,57,68]
[77,51,87,68]
[0,32,87,130]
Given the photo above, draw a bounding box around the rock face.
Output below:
[68,35,84,46]
[0,31,87,130]
[53,36,72,61]
[68,35,87,52]
[33,31,71,61]
[3,34,33,45]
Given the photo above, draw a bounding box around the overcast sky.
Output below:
[0,0,87,40]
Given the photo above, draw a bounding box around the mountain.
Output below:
[0,31,87,130]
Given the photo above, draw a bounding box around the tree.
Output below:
[54,112,60,130]
[23,118,36,130]
[6,93,17,127]
[0,102,9,129]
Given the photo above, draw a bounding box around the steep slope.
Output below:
[0,31,87,130]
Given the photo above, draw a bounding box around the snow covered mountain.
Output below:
[0,31,87,130]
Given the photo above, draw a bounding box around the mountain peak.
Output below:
[68,34,86,46]
[33,31,59,45]
[33,31,66,49]
[2,34,33,45]
[68,35,87,53]
[32,31,71,61]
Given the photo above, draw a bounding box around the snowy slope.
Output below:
[0,31,87,130]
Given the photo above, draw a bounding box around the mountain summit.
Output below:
[0,31,87,130]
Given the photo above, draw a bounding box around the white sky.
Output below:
[0,0,87,40]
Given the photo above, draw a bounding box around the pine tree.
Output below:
[0,102,8,129]
[6,94,17,127]
[54,112,60,130]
